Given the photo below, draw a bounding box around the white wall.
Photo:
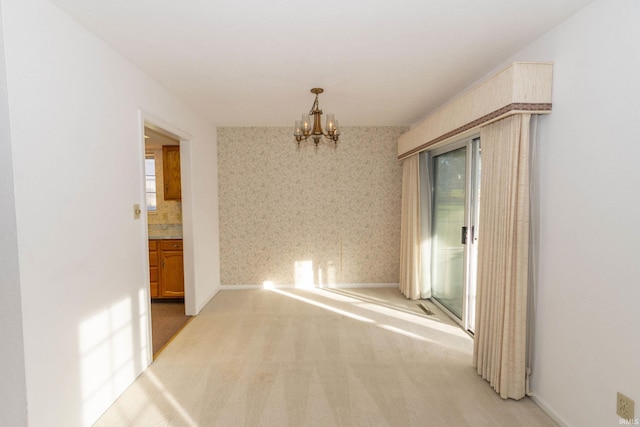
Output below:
[1,0,220,425]
[503,1,640,425]
[0,2,28,425]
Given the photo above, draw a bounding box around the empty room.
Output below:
[1,0,638,426]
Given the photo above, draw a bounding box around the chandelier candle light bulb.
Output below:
[302,115,311,133]
[326,114,335,134]
[294,88,340,149]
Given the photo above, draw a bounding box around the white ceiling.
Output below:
[51,0,594,127]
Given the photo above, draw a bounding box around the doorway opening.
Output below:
[142,121,192,357]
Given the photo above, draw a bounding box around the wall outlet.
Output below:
[617,392,635,420]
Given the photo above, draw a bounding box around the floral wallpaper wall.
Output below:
[217,127,407,286]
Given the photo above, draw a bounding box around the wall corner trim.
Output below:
[398,62,553,160]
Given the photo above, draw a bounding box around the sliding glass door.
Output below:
[427,138,480,333]
[431,147,467,318]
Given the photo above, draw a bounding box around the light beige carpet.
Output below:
[95,287,556,426]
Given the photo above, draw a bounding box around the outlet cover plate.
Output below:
[617,392,635,420]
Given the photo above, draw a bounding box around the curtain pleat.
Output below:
[418,151,432,299]
[399,154,421,300]
[473,114,531,400]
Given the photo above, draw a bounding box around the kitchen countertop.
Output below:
[148,236,183,240]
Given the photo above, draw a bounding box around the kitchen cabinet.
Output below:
[149,240,159,297]
[149,239,184,298]
[162,145,181,200]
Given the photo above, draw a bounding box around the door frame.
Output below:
[138,110,195,360]
[427,136,480,334]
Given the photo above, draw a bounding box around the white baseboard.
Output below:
[529,394,569,427]
[220,283,398,290]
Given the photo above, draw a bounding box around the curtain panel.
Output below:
[473,114,531,400]
[418,151,432,299]
[399,155,421,300]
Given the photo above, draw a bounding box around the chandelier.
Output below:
[294,88,340,148]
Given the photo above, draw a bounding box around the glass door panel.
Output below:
[431,147,467,319]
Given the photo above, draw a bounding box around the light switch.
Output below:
[133,204,141,219]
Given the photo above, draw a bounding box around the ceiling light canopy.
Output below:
[294,88,340,149]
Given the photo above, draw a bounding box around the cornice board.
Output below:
[398,62,553,159]
[398,102,551,160]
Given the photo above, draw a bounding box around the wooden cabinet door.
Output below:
[149,263,159,298]
[149,240,159,298]
[160,251,184,297]
[162,145,181,200]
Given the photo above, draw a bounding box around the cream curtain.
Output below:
[418,151,432,299]
[473,114,531,400]
[399,154,421,300]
